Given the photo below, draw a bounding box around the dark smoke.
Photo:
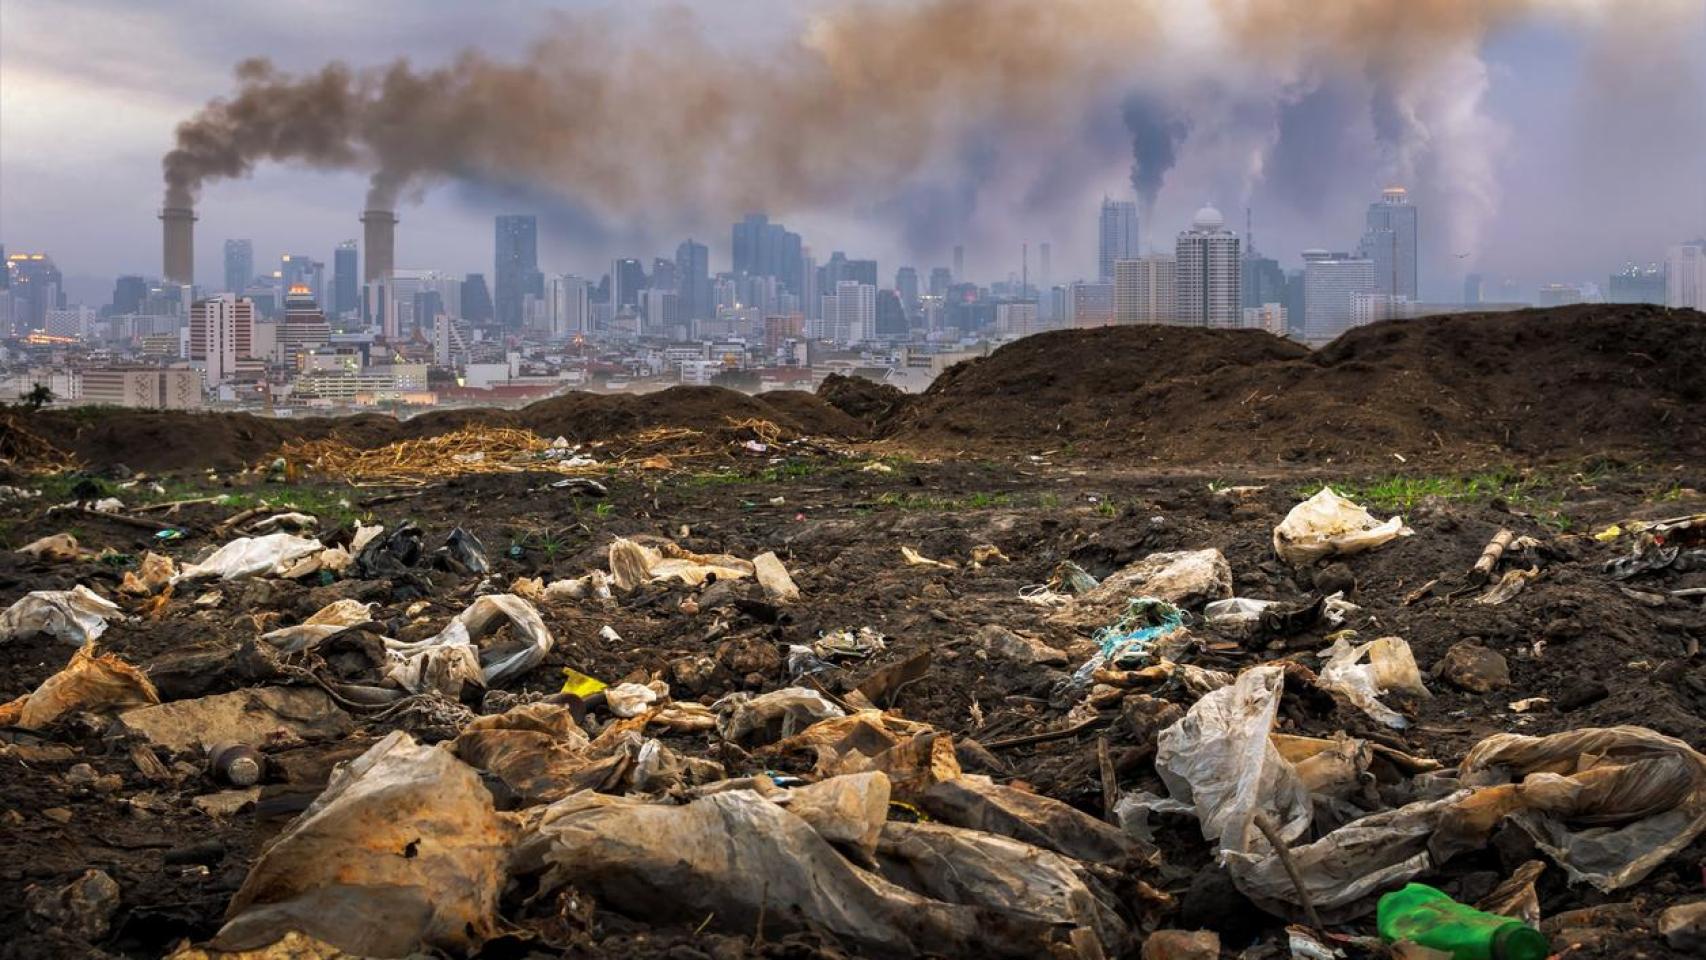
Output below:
[1120,94,1189,215]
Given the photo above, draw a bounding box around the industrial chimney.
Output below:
[160,207,196,286]
[360,209,397,283]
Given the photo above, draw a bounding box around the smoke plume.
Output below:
[162,0,1653,261]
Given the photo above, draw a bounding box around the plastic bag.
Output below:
[0,585,124,645]
[177,533,324,582]
[218,731,507,957]
[260,600,377,654]
[0,646,158,729]
[608,537,754,591]
[1273,487,1412,566]
[1071,549,1232,620]
[713,686,845,745]
[121,552,178,596]
[1456,726,1706,891]
[1317,634,1430,729]
[753,551,801,602]
[384,594,554,697]
[16,533,80,562]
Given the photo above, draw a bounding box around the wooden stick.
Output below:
[1097,736,1119,825]
[48,506,182,532]
[1469,529,1515,585]
[132,496,223,514]
[985,716,1109,751]
[214,506,266,536]
[1253,812,1323,930]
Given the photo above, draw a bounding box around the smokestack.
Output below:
[360,209,397,283]
[160,207,196,286]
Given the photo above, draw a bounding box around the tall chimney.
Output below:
[361,209,397,283]
[161,207,196,286]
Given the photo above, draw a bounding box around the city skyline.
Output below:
[2,1,1703,302]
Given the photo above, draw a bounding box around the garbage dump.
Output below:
[4,321,1706,957]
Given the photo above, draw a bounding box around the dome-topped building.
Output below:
[1176,201,1241,327]
[1190,204,1225,232]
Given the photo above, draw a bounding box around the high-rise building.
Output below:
[1242,302,1288,336]
[875,289,907,338]
[1098,198,1139,282]
[895,267,920,312]
[4,253,63,333]
[823,281,875,344]
[732,214,805,293]
[994,300,1041,338]
[928,267,953,298]
[223,239,254,294]
[333,241,359,318]
[1463,273,1485,305]
[460,274,494,324]
[1066,281,1115,327]
[611,258,647,313]
[1039,242,1052,292]
[494,215,542,329]
[189,294,255,385]
[1113,256,1175,324]
[1302,251,1377,341]
[280,254,324,307]
[547,275,590,338]
[279,285,331,367]
[674,240,711,320]
[1358,187,1419,300]
[952,245,965,283]
[112,275,149,316]
[1608,263,1666,304]
[650,257,678,293]
[1173,205,1241,328]
[1666,241,1706,310]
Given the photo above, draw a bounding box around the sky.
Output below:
[2,0,1703,304]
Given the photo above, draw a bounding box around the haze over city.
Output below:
[4,0,1703,301]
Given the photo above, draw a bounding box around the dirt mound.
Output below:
[750,390,869,438]
[890,304,1706,465]
[515,385,857,442]
[816,373,911,428]
[28,409,403,474]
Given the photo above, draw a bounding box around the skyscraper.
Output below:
[952,245,965,283]
[547,275,591,337]
[1113,256,1175,324]
[895,266,919,312]
[1173,205,1241,328]
[610,258,647,314]
[928,267,952,298]
[280,254,324,307]
[1463,273,1485,305]
[112,275,149,315]
[4,252,63,333]
[732,214,804,293]
[223,239,254,294]
[1667,241,1706,310]
[675,239,711,320]
[189,294,255,385]
[494,215,542,329]
[822,281,875,343]
[875,289,907,338]
[332,240,359,318]
[461,274,494,324]
[1358,187,1418,300]
[1098,198,1139,282]
[1302,251,1377,341]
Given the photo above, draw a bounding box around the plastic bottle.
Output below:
[1377,883,1548,960]
[208,742,264,787]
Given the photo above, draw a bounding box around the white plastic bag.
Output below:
[0,585,123,645]
[1273,487,1411,565]
[177,533,324,582]
[384,594,554,696]
[1317,634,1429,729]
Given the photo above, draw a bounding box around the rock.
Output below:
[667,655,721,695]
[1557,680,1610,712]
[64,763,98,787]
[1141,929,1220,960]
[93,775,124,794]
[974,624,1068,666]
[26,868,121,941]
[1435,641,1511,693]
[1313,562,1357,596]
[193,788,261,819]
[116,687,353,753]
[1659,901,1706,950]
[42,807,73,824]
[716,636,782,677]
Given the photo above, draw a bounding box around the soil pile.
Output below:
[25,410,399,474]
[816,372,911,428]
[515,385,862,442]
[889,304,1706,465]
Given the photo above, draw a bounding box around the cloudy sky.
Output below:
[2,0,1702,303]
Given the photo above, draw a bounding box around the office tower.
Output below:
[1065,282,1114,327]
[223,240,254,294]
[875,289,907,338]
[1242,302,1288,336]
[800,250,819,322]
[280,254,324,306]
[952,245,965,283]
[1358,187,1419,299]
[494,214,543,329]
[1666,241,1706,310]
[189,294,255,385]
[460,274,494,324]
[4,252,63,333]
[1463,273,1485,305]
[1039,242,1052,291]
[333,241,359,318]
[895,267,919,312]
[675,239,711,320]
[611,258,647,312]
[1241,214,1285,310]
[1098,198,1139,281]
[928,267,953,298]
[1284,269,1307,335]
[822,281,875,343]
[1608,263,1666,304]
[112,275,149,316]
[547,275,590,337]
[651,257,678,293]
[279,285,331,367]
[1113,256,1175,324]
[639,289,681,335]
[731,214,804,293]
[1173,205,1241,328]
[1302,251,1377,341]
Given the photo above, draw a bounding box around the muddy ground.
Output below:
[1,441,1704,958]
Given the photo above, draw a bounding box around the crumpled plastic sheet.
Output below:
[1316,634,1430,729]
[177,533,325,582]
[608,537,754,591]
[0,645,158,729]
[383,594,554,697]
[713,686,846,744]
[1273,487,1411,566]
[0,585,124,645]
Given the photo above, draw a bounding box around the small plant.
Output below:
[1094,499,1119,517]
[1036,492,1062,510]
[593,501,615,519]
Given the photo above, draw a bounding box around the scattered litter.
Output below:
[177,533,325,582]
[1318,634,1430,729]
[901,545,956,569]
[0,646,159,729]
[16,533,81,562]
[1274,487,1412,566]
[0,585,124,645]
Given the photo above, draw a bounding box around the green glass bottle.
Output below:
[1377,883,1549,960]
